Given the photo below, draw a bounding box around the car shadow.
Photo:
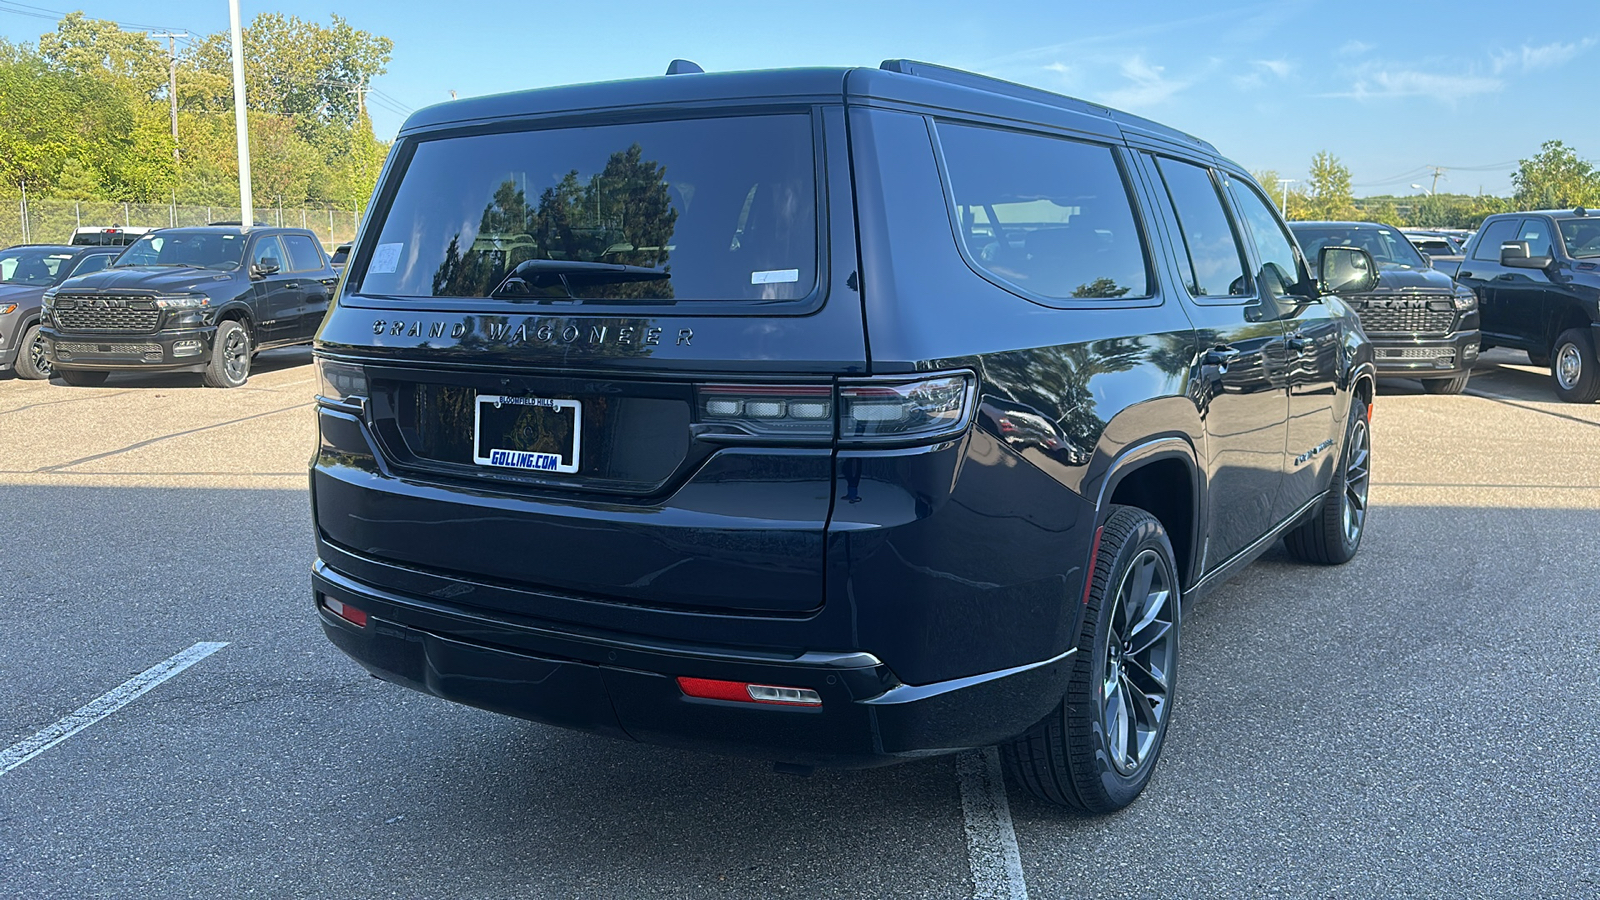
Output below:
[48,345,313,389]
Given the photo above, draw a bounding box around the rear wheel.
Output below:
[57,368,108,387]
[1551,328,1600,403]
[1285,396,1369,565]
[13,324,50,380]
[203,320,251,388]
[1420,373,1469,394]
[1004,505,1180,813]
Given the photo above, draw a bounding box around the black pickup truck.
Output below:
[1290,221,1480,393]
[1444,210,1600,402]
[41,226,338,387]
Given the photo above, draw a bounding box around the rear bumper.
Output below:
[41,325,215,372]
[313,559,1074,767]
[1368,330,1479,378]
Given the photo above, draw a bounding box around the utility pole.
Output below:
[1277,178,1297,216]
[1428,166,1446,195]
[153,32,187,165]
[228,0,253,223]
[346,84,370,118]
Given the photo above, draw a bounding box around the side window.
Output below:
[937,122,1150,301]
[1517,219,1553,258]
[1472,218,1520,261]
[282,234,326,272]
[1230,180,1303,298]
[251,236,286,272]
[68,254,112,278]
[1154,158,1249,299]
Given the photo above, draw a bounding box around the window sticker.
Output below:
[751,268,799,284]
[370,243,403,274]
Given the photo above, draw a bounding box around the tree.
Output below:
[1513,140,1600,210]
[38,11,168,99]
[186,13,392,132]
[1298,151,1356,221]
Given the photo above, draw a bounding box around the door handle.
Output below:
[1495,274,1514,281]
[1457,271,1473,280]
[283,281,300,289]
[1287,332,1311,352]
[1203,346,1241,368]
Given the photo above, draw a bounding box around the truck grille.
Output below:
[52,295,161,333]
[1352,295,1456,335]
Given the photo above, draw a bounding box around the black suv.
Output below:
[310,60,1378,812]
[1291,221,1480,393]
[0,244,121,379]
[1449,210,1600,402]
[41,226,338,387]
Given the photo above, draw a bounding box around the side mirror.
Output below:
[252,258,281,278]
[1500,241,1553,269]
[1318,246,1378,295]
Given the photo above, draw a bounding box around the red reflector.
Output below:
[323,595,368,627]
[1082,525,1105,605]
[676,677,822,706]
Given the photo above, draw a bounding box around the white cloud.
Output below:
[1339,40,1374,56]
[1104,55,1191,108]
[1255,58,1293,78]
[1325,67,1501,101]
[1492,37,1597,73]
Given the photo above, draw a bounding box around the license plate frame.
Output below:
[472,394,582,474]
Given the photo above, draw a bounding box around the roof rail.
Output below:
[878,58,1213,154]
[879,59,1111,115]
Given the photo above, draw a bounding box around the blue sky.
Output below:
[3,0,1595,195]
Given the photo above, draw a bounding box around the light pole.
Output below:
[1276,178,1296,216]
[228,0,253,224]
[1410,182,1432,196]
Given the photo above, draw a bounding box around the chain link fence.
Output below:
[6,198,363,250]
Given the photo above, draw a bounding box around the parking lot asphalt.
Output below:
[1,348,1597,898]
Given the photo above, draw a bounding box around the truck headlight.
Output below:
[154,293,210,309]
[1452,289,1477,311]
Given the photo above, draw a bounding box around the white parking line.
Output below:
[956,747,1029,900]
[0,641,229,775]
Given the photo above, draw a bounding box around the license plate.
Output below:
[473,395,581,474]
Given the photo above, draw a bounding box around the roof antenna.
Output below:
[1577,207,1589,217]
[666,59,704,75]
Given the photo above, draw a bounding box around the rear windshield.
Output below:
[357,114,818,303]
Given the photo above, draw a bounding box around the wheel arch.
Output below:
[213,303,256,343]
[1548,304,1595,351]
[1094,438,1202,592]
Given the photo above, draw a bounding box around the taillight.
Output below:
[697,383,834,440]
[839,373,974,444]
[694,372,976,446]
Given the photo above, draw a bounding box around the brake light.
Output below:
[694,372,976,445]
[676,676,822,707]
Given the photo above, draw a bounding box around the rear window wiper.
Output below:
[490,259,669,299]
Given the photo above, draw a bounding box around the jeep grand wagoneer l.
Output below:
[310,60,1377,812]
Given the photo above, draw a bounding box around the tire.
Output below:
[203,320,251,388]
[13,323,50,380]
[1003,505,1180,813]
[57,368,109,387]
[1284,396,1370,565]
[1420,373,1470,394]
[1550,328,1600,404]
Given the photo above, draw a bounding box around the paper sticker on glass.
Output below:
[473,395,581,473]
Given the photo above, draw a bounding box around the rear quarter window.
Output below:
[356,114,819,303]
[934,122,1150,302]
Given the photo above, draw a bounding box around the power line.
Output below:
[0,0,196,36]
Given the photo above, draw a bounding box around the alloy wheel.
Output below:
[1342,418,1370,544]
[1101,548,1176,775]
[223,329,249,382]
[28,330,50,378]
